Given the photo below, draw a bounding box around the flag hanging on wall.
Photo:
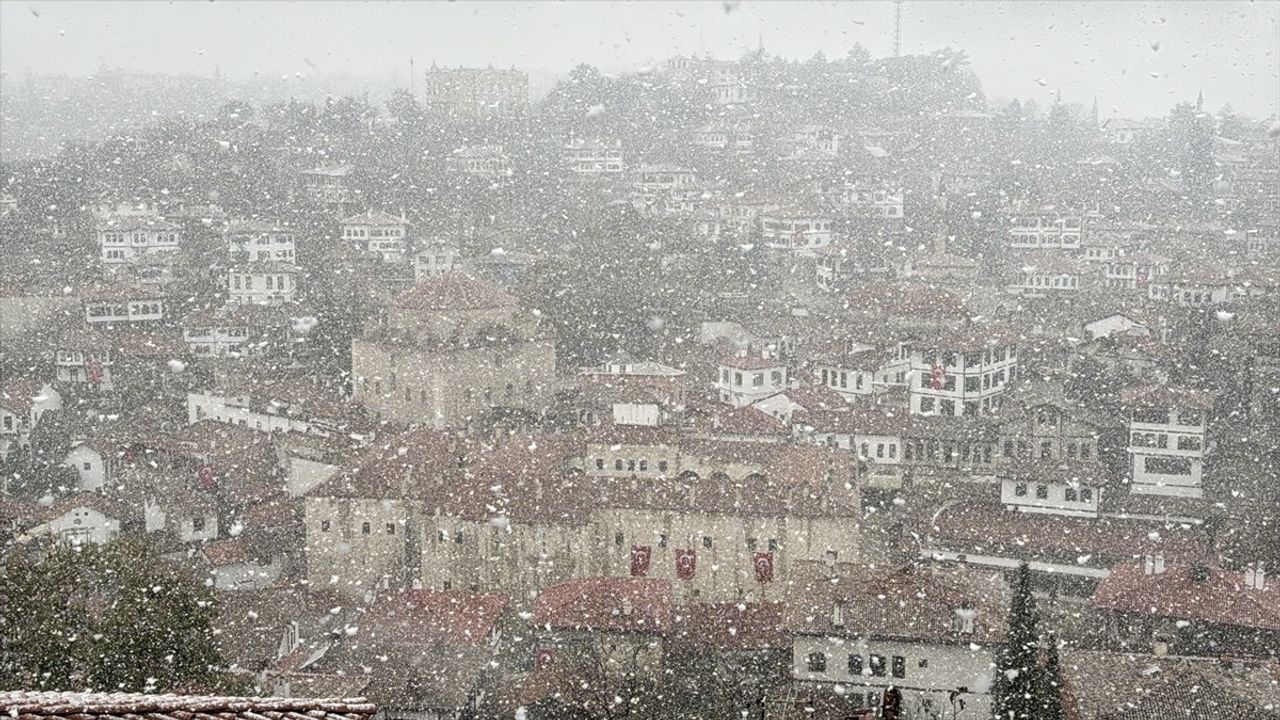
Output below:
[675,548,697,580]
[630,545,651,577]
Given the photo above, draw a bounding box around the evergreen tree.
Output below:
[992,562,1040,719]
[0,538,223,692]
[1034,633,1066,720]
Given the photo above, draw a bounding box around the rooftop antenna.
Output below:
[893,0,903,57]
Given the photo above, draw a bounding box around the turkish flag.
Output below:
[630,545,651,577]
[753,552,774,583]
[1136,270,1149,288]
[535,648,555,669]
[197,464,217,489]
[675,549,697,580]
[930,363,945,390]
[87,358,104,384]
[792,230,805,246]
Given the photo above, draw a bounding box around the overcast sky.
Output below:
[2,0,1277,119]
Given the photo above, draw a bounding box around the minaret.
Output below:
[1196,89,1204,111]
[1090,94,1099,128]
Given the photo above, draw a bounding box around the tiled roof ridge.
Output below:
[0,691,377,717]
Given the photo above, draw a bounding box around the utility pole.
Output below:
[894,0,903,57]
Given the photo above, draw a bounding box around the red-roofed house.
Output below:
[1092,560,1280,658]
[531,577,671,680]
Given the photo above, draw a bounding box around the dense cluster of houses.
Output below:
[1,53,1278,720]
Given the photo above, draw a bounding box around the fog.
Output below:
[2,0,1277,117]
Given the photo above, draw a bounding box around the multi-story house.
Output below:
[715,353,787,407]
[1105,252,1171,290]
[839,183,905,220]
[815,344,911,400]
[760,212,835,254]
[412,239,462,281]
[908,328,1018,417]
[780,564,1005,720]
[710,68,757,105]
[226,220,297,263]
[1007,210,1083,250]
[1005,252,1088,295]
[424,65,528,117]
[1147,267,1235,307]
[447,145,514,179]
[350,274,556,429]
[297,165,354,216]
[97,217,182,268]
[0,380,62,457]
[1123,386,1214,499]
[997,460,1110,519]
[82,284,166,327]
[227,262,301,306]
[566,138,624,176]
[53,329,185,392]
[805,404,912,490]
[180,303,297,358]
[341,210,410,263]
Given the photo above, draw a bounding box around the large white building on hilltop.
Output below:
[226,220,297,263]
[342,210,410,263]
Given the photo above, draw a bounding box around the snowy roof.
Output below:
[391,273,516,311]
[533,577,672,634]
[341,209,407,226]
[0,692,377,720]
[1092,562,1280,631]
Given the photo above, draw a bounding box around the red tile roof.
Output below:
[360,589,510,646]
[391,273,516,311]
[202,538,249,568]
[533,577,672,634]
[671,602,784,650]
[0,379,49,417]
[705,405,789,437]
[719,354,786,370]
[0,691,376,720]
[1092,562,1280,632]
[1120,385,1217,411]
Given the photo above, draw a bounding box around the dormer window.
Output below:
[954,605,977,634]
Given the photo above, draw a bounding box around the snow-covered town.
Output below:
[0,2,1277,719]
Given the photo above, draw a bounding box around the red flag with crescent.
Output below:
[87,358,104,384]
[753,551,774,583]
[930,363,945,390]
[792,230,806,247]
[630,545,651,577]
[675,548,697,580]
[197,464,217,489]
[535,648,555,669]
[1136,269,1149,289]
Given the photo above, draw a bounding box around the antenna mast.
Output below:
[894,0,903,57]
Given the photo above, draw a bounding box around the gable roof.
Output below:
[0,692,376,720]
[533,577,672,634]
[1092,562,1280,632]
[359,589,510,647]
[341,209,407,226]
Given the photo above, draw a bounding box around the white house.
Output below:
[1008,211,1083,250]
[22,493,134,546]
[226,220,298,263]
[0,381,62,457]
[1147,269,1234,307]
[82,285,166,326]
[710,68,757,105]
[909,329,1018,417]
[181,304,297,358]
[97,217,182,268]
[187,390,338,437]
[760,212,835,254]
[998,462,1106,518]
[447,145,514,179]
[228,262,301,306]
[566,138,624,176]
[1006,253,1088,295]
[298,165,354,216]
[203,538,284,591]
[341,210,410,263]
[715,353,787,407]
[784,564,1003,720]
[1122,386,1214,499]
[1105,253,1171,290]
[840,184,905,219]
[816,345,911,400]
[61,442,112,493]
[413,239,462,281]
